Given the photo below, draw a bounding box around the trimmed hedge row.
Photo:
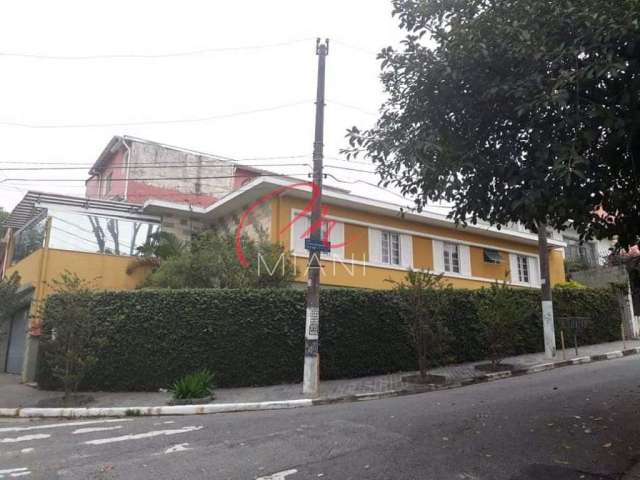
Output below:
[36,287,622,391]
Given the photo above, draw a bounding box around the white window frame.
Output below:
[290,210,344,259]
[509,253,539,287]
[381,230,400,266]
[516,254,529,283]
[443,242,460,273]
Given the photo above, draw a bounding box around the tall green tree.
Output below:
[144,230,295,289]
[346,0,640,248]
[346,0,640,358]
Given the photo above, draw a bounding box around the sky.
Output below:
[0,0,424,213]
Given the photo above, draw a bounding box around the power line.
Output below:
[0,172,312,183]
[0,162,310,171]
[0,154,311,166]
[0,101,311,129]
[0,38,314,61]
[327,100,378,116]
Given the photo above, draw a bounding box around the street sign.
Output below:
[304,238,331,253]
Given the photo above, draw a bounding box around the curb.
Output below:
[0,399,312,419]
[1,347,638,419]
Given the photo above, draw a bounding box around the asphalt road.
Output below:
[1,356,640,480]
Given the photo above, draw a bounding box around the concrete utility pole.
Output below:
[303,38,329,396]
[537,220,557,359]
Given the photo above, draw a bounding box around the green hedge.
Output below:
[36,287,622,391]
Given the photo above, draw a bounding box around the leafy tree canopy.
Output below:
[346,0,640,248]
[144,230,296,289]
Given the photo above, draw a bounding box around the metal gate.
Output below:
[5,309,28,375]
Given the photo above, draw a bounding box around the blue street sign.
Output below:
[305,238,331,253]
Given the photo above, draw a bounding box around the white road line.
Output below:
[85,426,203,445]
[256,469,298,480]
[164,443,191,454]
[72,426,123,435]
[0,468,32,478]
[0,434,51,444]
[0,419,132,433]
[19,449,34,454]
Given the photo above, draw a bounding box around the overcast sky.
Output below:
[0,0,414,213]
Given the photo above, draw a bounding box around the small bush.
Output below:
[170,370,215,400]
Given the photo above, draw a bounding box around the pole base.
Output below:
[302,355,319,396]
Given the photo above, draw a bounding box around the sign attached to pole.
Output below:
[305,307,319,340]
[305,238,331,254]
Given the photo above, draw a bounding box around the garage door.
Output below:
[6,309,28,375]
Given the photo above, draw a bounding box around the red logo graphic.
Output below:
[235,181,357,268]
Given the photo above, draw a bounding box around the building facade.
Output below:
[85,136,260,207]
[143,176,567,290]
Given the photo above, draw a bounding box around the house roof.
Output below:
[2,191,157,231]
[142,176,566,249]
[88,135,270,176]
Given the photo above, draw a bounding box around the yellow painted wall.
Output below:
[344,224,368,262]
[549,249,567,285]
[6,249,44,289]
[40,250,150,294]
[272,195,565,290]
[470,246,509,281]
[7,248,151,330]
[413,236,433,270]
[291,256,505,290]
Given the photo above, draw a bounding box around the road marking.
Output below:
[72,426,123,435]
[0,419,132,433]
[164,443,191,454]
[0,468,32,478]
[20,449,34,454]
[85,426,203,445]
[0,434,51,444]
[256,469,298,480]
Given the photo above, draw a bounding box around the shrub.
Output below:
[36,287,622,392]
[170,370,215,400]
[475,281,529,367]
[38,272,102,402]
[143,230,296,289]
[388,270,452,379]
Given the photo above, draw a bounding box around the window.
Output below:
[483,249,502,264]
[105,173,113,194]
[443,242,460,273]
[381,231,400,265]
[517,255,529,283]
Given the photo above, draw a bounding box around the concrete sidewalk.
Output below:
[2,340,638,411]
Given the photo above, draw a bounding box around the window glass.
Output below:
[48,210,159,256]
[381,231,400,265]
[11,215,47,264]
[443,242,460,273]
[517,255,530,283]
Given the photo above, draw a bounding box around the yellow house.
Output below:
[1,180,566,381]
[0,192,159,380]
[143,176,567,290]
